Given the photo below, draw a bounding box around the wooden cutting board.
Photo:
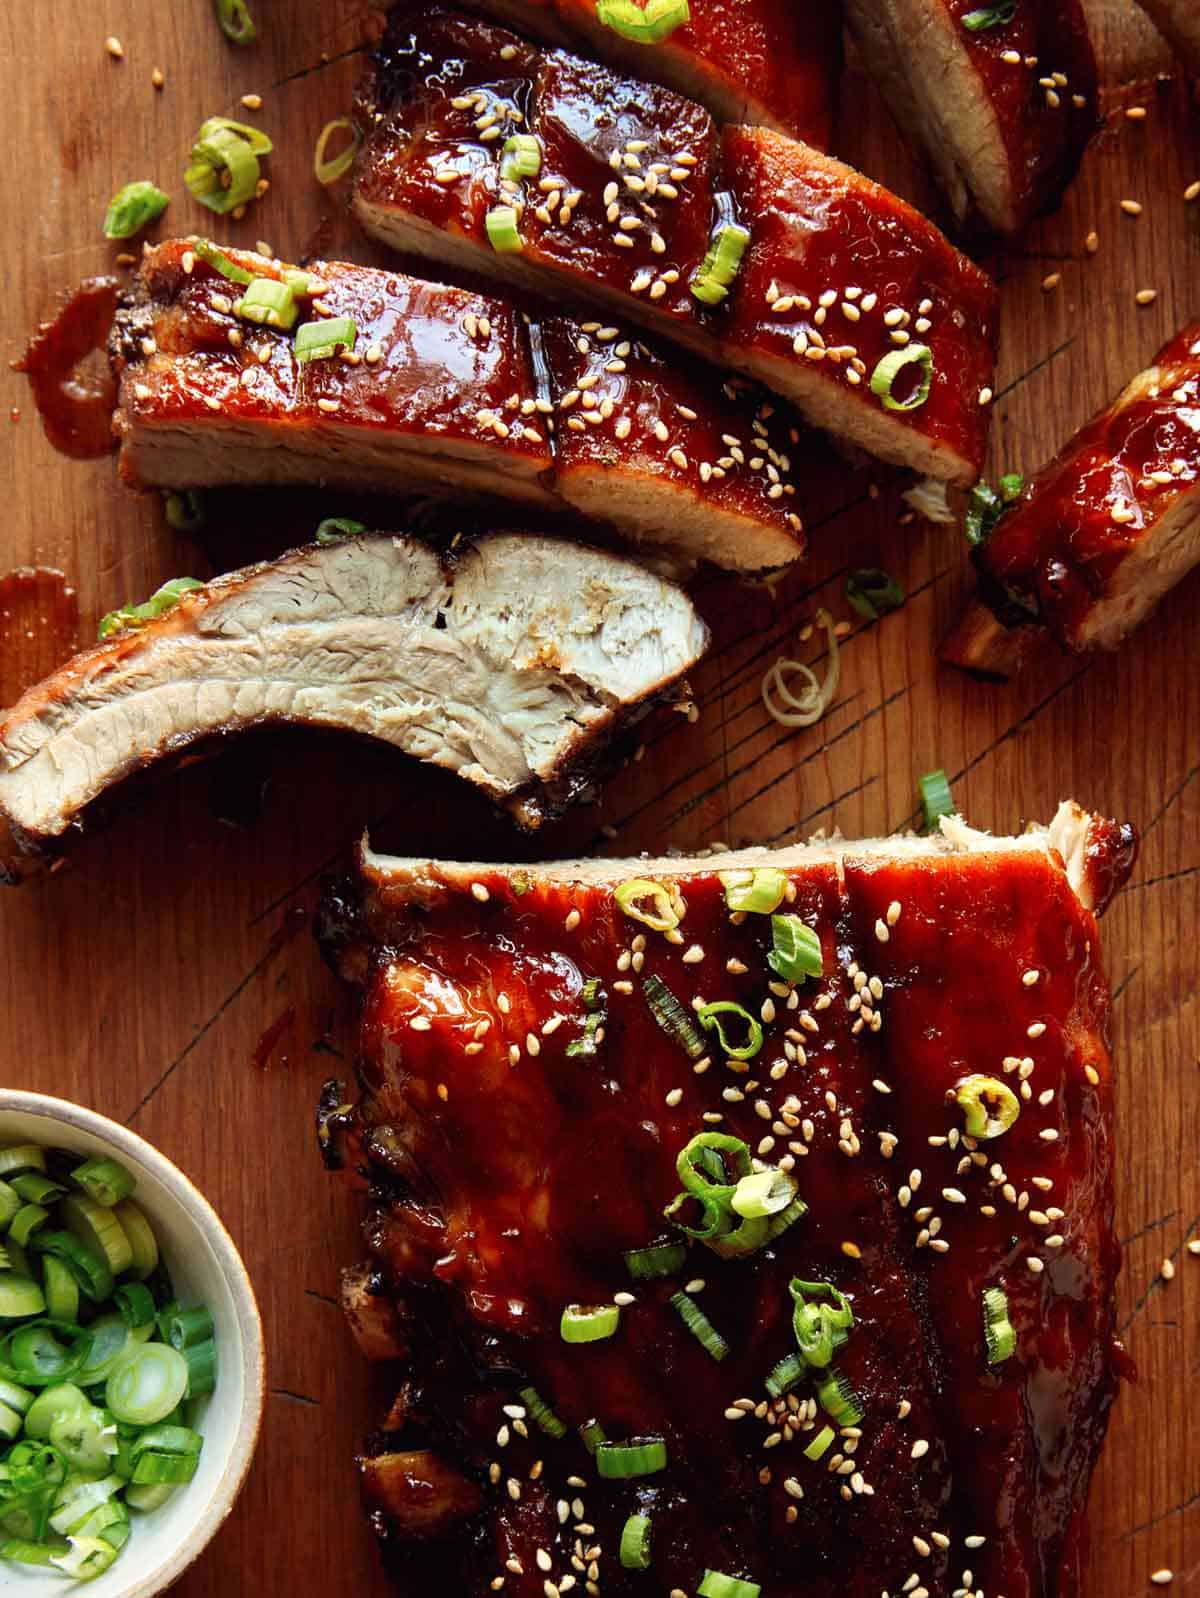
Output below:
[1,2,1197,1591]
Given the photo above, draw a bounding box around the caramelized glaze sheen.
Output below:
[323,835,1131,1597]
[354,7,998,483]
[975,324,1200,645]
[16,277,121,459]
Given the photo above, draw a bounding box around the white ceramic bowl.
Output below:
[0,1090,265,1598]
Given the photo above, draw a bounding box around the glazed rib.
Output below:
[843,0,1099,236]
[0,532,708,854]
[112,240,805,574]
[943,324,1200,676]
[320,803,1136,1596]
[443,0,842,146]
[1133,0,1200,77]
[352,8,999,485]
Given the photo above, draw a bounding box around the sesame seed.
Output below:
[1161,1258,1176,1281]
[151,66,165,88]
[241,93,263,110]
[1085,230,1099,253]
[681,944,704,964]
[1119,199,1143,217]
[1042,273,1061,292]
[841,1241,862,1260]
[1039,1129,1059,1142]
[471,881,490,902]
[665,1088,683,1107]
[565,909,581,931]
[911,1438,929,1460]
[978,386,993,406]
[1136,288,1158,306]
[1150,1573,1173,1587]
[105,35,124,58]
[1125,105,1147,120]
[1188,1240,1200,1255]
[1027,1256,1045,1274]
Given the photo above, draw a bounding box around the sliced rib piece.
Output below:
[111,240,804,573]
[943,324,1200,676]
[320,803,1135,1596]
[844,0,1099,236]
[1134,0,1200,77]
[353,7,999,485]
[0,532,708,854]
[440,0,841,146]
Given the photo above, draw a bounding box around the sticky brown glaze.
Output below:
[15,277,121,458]
[943,324,1200,674]
[320,819,1132,1596]
[111,240,805,570]
[353,7,999,485]
[465,0,841,147]
[943,0,1098,230]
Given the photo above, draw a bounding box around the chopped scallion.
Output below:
[314,517,367,546]
[766,914,823,984]
[72,1157,136,1209]
[185,118,270,215]
[764,1353,806,1399]
[500,133,542,182]
[103,182,169,241]
[919,768,954,829]
[314,118,361,185]
[698,1572,762,1598]
[624,1242,687,1281]
[954,1074,1021,1139]
[234,277,298,331]
[962,0,1016,28]
[614,878,682,932]
[619,1512,652,1570]
[595,1437,668,1479]
[643,974,706,1058]
[596,0,690,41]
[731,1169,797,1220]
[192,239,254,286]
[846,568,905,621]
[815,1365,865,1426]
[691,222,750,307]
[870,344,933,412]
[485,204,523,254]
[696,1001,763,1060]
[719,867,787,915]
[669,1291,729,1361]
[213,0,257,44]
[98,577,205,642]
[560,1304,620,1344]
[295,315,357,362]
[982,1285,1016,1364]
[964,472,1025,546]
[803,1423,835,1460]
[518,1385,568,1440]
[676,1132,751,1199]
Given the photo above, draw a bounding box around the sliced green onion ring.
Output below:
[962,0,1016,28]
[767,914,823,984]
[579,1418,606,1454]
[954,1074,1021,1139]
[815,1365,865,1426]
[919,767,955,829]
[0,1322,92,1388]
[485,204,523,254]
[315,517,367,545]
[698,1572,762,1598]
[764,1352,807,1399]
[731,1169,797,1220]
[192,239,255,286]
[71,1157,136,1209]
[518,1385,568,1440]
[112,1201,158,1280]
[676,1132,752,1199]
[596,0,690,42]
[98,578,205,642]
[663,1189,727,1242]
[103,182,169,241]
[643,974,706,1059]
[214,0,257,44]
[719,867,787,914]
[314,118,361,186]
[696,1001,763,1061]
[235,277,298,331]
[106,1344,189,1426]
[595,1436,668,1479]
[692,222,750,307]
[0,1147,47,1179]
[295,315,357,362]
[765,1193,808,1242]
[669,1290,729,1360]
[0,1272,45,1321]
[560,1304,620,1344]
[790,1278,854,1369]
[705,1213,768,1259]
[614,878,682,932]
[846,568,906,621]
[619,1512,652,1570]
[982,1285,1016,1364]
[870,344,933,412]
[624,1242,687,1281]
[500,133,542,182]
[803,1423,835,1460]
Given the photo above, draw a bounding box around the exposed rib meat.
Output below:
[319,803,1136,1596]
[0,532,708,855]
[442,0,842,146]
[352,8,999,485]
[843,0,1098,236]
[943,323,1200,676]
[111,240,805,575]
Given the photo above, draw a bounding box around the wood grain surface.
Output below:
[1,2,1197,1593]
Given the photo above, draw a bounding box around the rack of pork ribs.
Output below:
[318,803,1137,1598]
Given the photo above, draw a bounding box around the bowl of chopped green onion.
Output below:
[0,1091,264,1594]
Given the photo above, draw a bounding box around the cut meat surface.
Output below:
[943,323,1200,675]
[1134,0,1200,77]
[320,803,1137,1597]
[111,240,805,574]
[0,532,708,855]
[447,0,842,146]
[844,0,1099,236]
[353,8,998,484]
